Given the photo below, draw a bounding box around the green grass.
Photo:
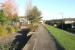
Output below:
[46,25,75,50]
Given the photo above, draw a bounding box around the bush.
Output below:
[0,25,17,36]
[0,26,8,36]
[29,23,39,32]
[6,26,17,34]
[0,42,11,50]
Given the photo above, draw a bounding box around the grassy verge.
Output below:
[46,25,75,50]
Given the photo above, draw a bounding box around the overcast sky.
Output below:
[0,0,75,20]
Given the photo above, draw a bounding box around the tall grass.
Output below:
[0,25,17,37]
[0,43,11,50]
[0,26,8,36]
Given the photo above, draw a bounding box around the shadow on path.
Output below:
[9,29,32,50]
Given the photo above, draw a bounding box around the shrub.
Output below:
[0,26,8,36]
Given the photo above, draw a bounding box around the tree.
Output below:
[27,6,41,23]
[3,0,18,25]
[26,6,42,31]
[0,9,8,25]
[3,0,17,20]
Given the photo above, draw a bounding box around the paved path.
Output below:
[23,24,56,50]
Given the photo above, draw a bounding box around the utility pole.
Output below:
[60,12,64,29]
[26,0,32,24]
[26,0,32,16]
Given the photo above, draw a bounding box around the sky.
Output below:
[0,0,75,20]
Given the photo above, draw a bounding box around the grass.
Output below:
[46,25,75,50]
[0,43,10,50]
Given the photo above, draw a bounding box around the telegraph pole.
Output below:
[26,0,32,24]
[26,0,32,16]
[60,12,64,29]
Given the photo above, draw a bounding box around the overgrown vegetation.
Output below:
[0,43,11,50]
[46,25,75,50]
[0,7,19,37]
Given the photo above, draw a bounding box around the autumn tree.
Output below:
[3,0,17,20]
[3,0,18,26]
